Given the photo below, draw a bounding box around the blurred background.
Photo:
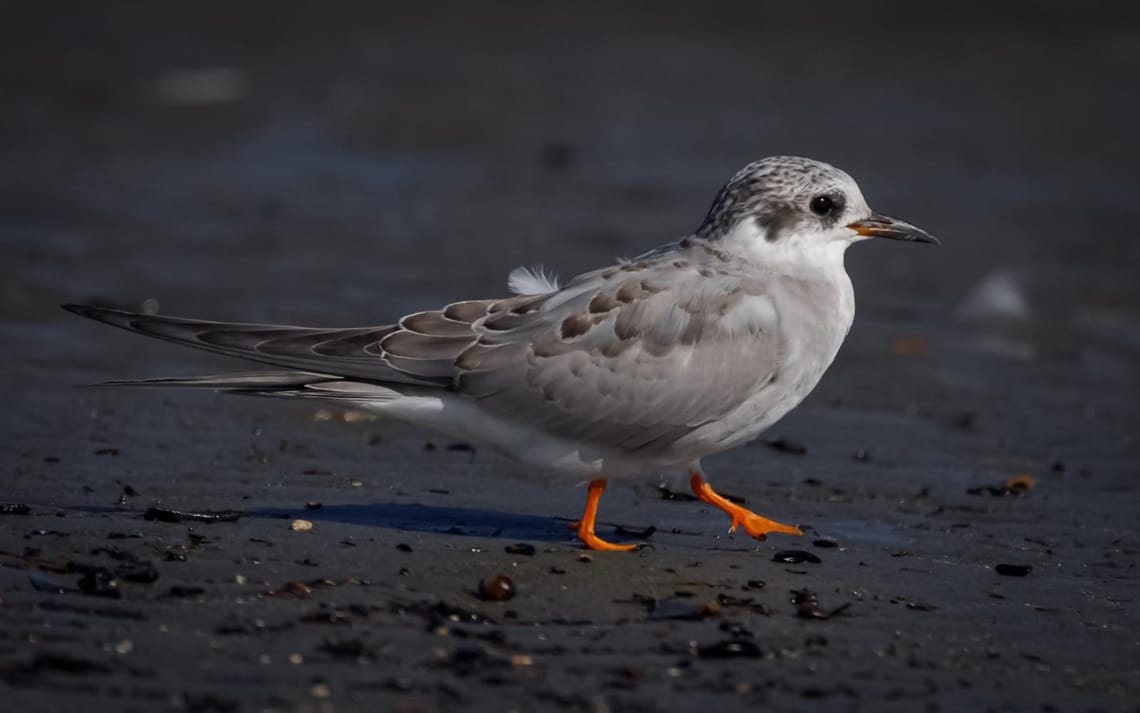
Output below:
[1,1,1137,444]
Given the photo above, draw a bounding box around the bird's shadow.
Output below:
[63,501,576,543]
[248,502,574,542]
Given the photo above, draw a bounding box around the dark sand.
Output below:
[2,4,1138,712]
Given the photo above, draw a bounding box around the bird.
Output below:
[63,156,938,551]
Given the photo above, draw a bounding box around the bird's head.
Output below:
[696,156,938,254]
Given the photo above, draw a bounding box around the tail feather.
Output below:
[91,371,338,389]
[62,304,435,387]
[89,370,402,401]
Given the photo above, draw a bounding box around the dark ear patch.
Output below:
[819,192,847,229]
[756,204,797,242]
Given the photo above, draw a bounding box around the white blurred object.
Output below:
[155,69,246,105]
[956,270,1030,322]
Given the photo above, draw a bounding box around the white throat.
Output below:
[717,219,853,277]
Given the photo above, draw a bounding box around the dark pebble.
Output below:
[697,640,762,659]
[478,575,516,602]
[812,538,839,549]
[772,550,822,564]
[77,569,120,598]
[995,563,1032,577]
[395,543,413,553]
[504,543,536,556]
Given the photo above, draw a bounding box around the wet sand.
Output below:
[2,4,1138,712]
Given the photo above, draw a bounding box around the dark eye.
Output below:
[810,195,835,216]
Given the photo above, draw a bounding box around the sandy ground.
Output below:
[1,3,1138,712]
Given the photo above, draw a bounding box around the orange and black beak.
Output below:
[847,213,939,245]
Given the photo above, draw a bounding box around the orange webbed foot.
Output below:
[690,471,802,540]
[572,478,639,552]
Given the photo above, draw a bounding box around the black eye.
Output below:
[810,195,835,216]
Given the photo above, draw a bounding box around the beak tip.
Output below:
[849,213,940,246]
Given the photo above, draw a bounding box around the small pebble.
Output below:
[772,550,822,564]
[478,574,516,602]
[290,519,313,532]
[995,563,1032,577]
[310,683,330,699]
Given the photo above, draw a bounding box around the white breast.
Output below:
[679,241,855,456]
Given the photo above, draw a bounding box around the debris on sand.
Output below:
[0,504,31,515]
[995,564,1033,577]
[290,519,313,532]
[263,578,365,599]
[968,475,1036,497]
[772,550,822,565]
[76,568,120,598]
[792,589,851,619]
[143,507,242,523]
[696,640,762,659]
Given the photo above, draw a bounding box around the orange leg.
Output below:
[689,470,802,540]
[571,478,638,551]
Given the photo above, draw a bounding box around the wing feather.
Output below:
[454,258,785,457]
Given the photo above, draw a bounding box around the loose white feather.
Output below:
[507,265,560,295]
